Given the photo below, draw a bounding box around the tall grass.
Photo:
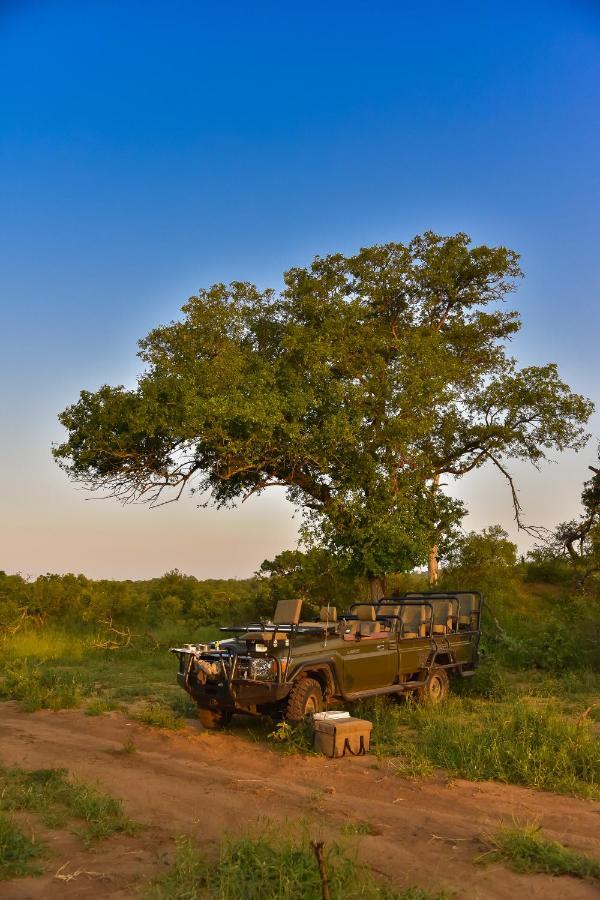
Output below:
[412,699,599,798]
[0,658,91,711]
[355,695,600,798]
[146,829,450,900]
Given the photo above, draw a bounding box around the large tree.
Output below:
[54,232,593,595]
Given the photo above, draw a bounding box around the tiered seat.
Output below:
[431,599,452,634]
[456,593,480,629]
[399,603,430,638]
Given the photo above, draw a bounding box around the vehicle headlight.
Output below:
[249,657,277,681]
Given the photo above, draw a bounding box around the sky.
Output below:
[1,0,599,580]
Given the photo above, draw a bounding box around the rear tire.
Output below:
[416,668,449,705]
[285,677,323,723]
[197,707,232,729]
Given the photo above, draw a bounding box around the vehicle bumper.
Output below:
[178,672,291,710]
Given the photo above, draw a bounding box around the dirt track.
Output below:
[1,702,599,899]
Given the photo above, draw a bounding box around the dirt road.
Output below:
[1,702,598,899]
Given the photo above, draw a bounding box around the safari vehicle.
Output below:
[171,592,483,728]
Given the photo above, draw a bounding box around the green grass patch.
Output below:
[0,812,44,880]
[146,829,451,899]
[352,698,434,777]
[354,695,599,798]
[478,822,600,879]
[341,821,379,836]
[0,765,137,843]
[0,658,91,711]
[267,720,315,754]
[411,698,600,798]
[134,702,187,730]
[0,624,219,712]
[85,697,121,716]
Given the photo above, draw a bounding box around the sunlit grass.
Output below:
[145,827,451,899]
[478,822,600,879]
[0,765,137,844]
[0,812,44,880]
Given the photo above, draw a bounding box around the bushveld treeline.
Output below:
[1,526,598,671]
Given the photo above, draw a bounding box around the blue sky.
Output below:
[1,0,599,578]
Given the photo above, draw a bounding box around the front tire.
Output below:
[285,677,323,723]
[416,668,449,705]
[197,707,233,729]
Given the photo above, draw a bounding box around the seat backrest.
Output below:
[431,599,452,631]
[400,603,423,635]
[456,592,480,627]
[378,604,400,618]
[273,598,303,625]
[456,592,479,614]
[319,606,337,622]
[356,604,376,622]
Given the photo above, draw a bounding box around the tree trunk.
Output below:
[428,473,441,587]
[428,545,439,587]
[367,575,386,602]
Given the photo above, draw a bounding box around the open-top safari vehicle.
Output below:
[171,591,483,728]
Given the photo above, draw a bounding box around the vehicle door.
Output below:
[342,621,399,692]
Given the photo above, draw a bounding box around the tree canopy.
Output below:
[54,232,593,584]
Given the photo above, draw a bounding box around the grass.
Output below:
[341,821,380,836]
[1,623,598,799]
[478,822,600,880]
[267,720,315,754]
[0,623,218,713]
[0,658,91,711]
[134,702,187,730]
[0,812,44,879]
[352,694,600,798]
[146,828,451,899]
[411,698,600,798]
[0,765,137,843]
[85,697,121,716]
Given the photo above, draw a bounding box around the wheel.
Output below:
[416,668,449,705]
[285,677,324,723]
[197,707,233,729]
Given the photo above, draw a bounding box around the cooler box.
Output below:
[313,712,373,758]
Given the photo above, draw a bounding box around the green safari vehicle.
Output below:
[171,591,483,728]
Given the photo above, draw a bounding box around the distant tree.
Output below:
[53,233,593,597]
[440,525,519,606]
[537,446,600,589]
[258,548,359,616]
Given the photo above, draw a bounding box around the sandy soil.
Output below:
[0,702,598,899]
